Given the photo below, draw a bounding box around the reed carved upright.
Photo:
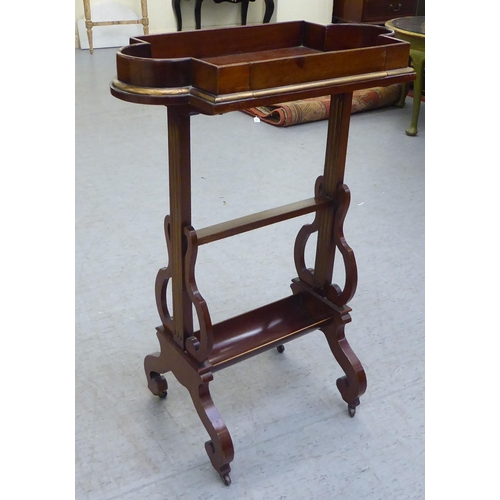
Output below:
[110,21,415,485]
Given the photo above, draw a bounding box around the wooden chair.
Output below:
[82,0,149,54]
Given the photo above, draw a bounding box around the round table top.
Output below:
[386,16,425,38]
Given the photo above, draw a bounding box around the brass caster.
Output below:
[276,344,285,353]
[221,473,231,486]
[348,404,356,418]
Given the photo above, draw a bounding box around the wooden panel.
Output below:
[248,47,387,91]
[333,0,417,23]
[325,24,392,51]
[382,37,412,70]
[202,46,321,66]
[192,60,251,95]
[207,294,334,370]
[302,21,328,50]
[135,21,303,59]
[364,0,417,22]
[333,0,364,23]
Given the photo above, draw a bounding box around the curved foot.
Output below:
[146,368,169,397]
[405,126,418,137]
[221,473,231,486]
[321,311,367,409]
[276,344,285,353]
[144,347,170,397]
[190,383,234,482]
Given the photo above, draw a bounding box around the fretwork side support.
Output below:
[167,107,194,349]
[313,92,353,293]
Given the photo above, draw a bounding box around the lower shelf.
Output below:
[206,292,335,371]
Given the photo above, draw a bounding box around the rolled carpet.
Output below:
[242,84,402,127]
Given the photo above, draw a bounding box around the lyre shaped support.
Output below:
[155,215,175,332]
[294,177,358,303]
[184,226,214,363]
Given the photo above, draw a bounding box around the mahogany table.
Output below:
[110,21,414,486]
[172,0,274,31]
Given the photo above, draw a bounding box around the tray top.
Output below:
[110,21,415,114]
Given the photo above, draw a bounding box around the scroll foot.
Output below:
[144,352,170,397]
[321,311,367,412]
[189,381,234,483]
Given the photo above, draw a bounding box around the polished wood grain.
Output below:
[110,22,415,112]
[113,22,415,486]
[333,0,418,24]
[196,196,333,245]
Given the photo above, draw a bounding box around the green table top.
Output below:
[388,16,425,37]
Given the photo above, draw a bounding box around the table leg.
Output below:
[263,0,274,23]
[241,0,250,25]
[406,49,425,136]
[195,0,204,29]
[172,0,182,31]
[167,107,194,348]
[313,93,353,290]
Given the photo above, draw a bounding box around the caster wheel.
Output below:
[221,474,231,486]
[158,390,168,399]
[276,344,285,353]
[348,405,356,418]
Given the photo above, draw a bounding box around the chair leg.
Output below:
[195,0,204,29]
[241,0,250,25]
[172,0,182,31]
[263,0,274,23]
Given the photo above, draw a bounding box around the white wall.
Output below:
[75,0,334,45]
[277,0,333,24]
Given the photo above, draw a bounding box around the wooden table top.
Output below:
[110,21,415,113]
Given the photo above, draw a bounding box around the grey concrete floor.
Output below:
[76,47,424,500]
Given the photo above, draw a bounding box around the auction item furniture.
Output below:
[333,0,417,24]
[386,16,424,135]
[172,0,275,31]
[82,0,149,54]
[110,21,414,485]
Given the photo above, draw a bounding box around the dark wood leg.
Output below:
[195,0,204,29]
[172,0,182,31]
[145,107,234,484]
[189,379,234,485]
[241,0,250,25]
[263,0,274,23]
[293,93,366,415]
[167,107,194,349]
[320,311,366,417]
[149,327,234,484]
[318,93,365,415]
[144,339,170,398]
[313,93,353,292]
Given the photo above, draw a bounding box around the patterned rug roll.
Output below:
[242,84,402,127]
